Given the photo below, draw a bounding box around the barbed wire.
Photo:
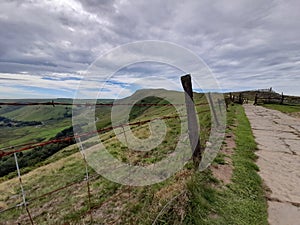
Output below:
[28,173,101,203]
[0,101,209,107]
[0,109,211,158]
[0,104,212,223]
[0,173,101,214]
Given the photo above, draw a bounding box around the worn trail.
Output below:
[244,104,300,225]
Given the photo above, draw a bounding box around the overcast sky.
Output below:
[0,0,299,98]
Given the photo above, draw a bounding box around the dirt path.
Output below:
[244,104,300,225]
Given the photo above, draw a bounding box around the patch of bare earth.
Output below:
[210,132,235,186]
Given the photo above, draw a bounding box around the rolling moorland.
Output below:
[0,89,299,224]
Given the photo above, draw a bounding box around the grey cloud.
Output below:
[0,0,299,97]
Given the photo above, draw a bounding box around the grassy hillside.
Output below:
[1,105,71,121]
[0,101,75,178]
[0,98,116,178]
[0,90,210,224]
[0,92,268,224]
[0,101,74,149]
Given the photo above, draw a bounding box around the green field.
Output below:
[0,103,75,179]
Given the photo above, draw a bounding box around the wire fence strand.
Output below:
[14,153,34,225]
[0,109,211,158]
[0,101,209,107]
[0,102,212,223]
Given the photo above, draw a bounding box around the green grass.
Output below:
[183,104,268,225]
[212,152,226,165]
[0,91,211,224]
[1,93,268,224]
[2,105,72,121]
[0,105,72,149]
[0,153,121,224]
[0,120,71,148]
[263,103,300,113]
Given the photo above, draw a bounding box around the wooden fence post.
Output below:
[180,74,202,166]
[207,92,220,127]
[218,99,223,114]
[254,94,258,105]
[238,93,243,105]
[280,92,284,105]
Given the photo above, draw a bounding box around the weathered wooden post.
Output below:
[225,98,230,111]
[238,93,243,105]
[280,92,284,105]
[254,94,258,105]
[208,92,220,127]
[180,74,202,165]
[218,99,223,114]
